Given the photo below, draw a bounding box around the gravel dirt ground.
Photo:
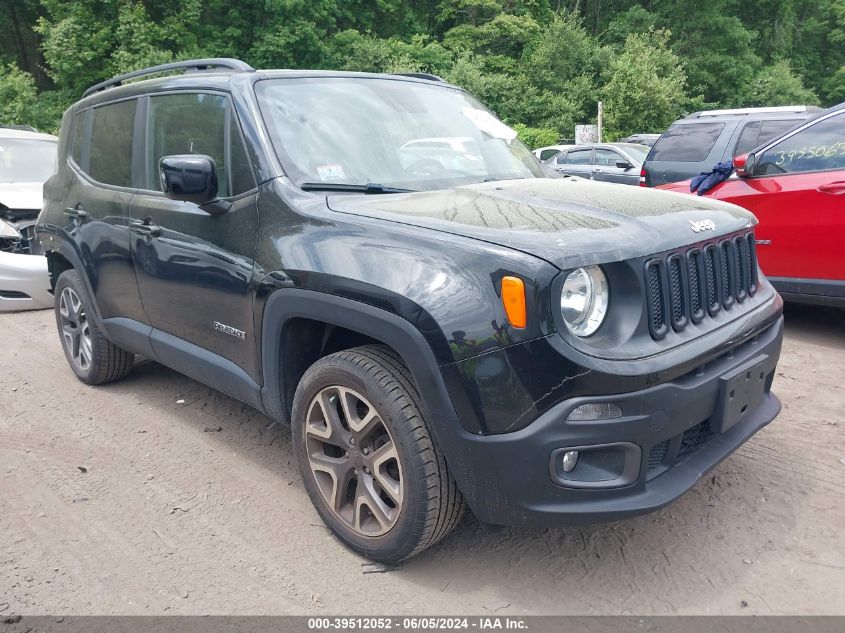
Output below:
[1,303,844,616]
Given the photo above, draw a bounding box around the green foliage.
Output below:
[602,6,658,48]
[657,1,761,106]
[324,31,452,74]
[2,0,842,137]
[743,60,819,107]
[0,63,37,124]
[601,30,688,139]
[512,123,559,149]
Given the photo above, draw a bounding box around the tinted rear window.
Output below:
[649,122,725,162]
[89,100,136,187]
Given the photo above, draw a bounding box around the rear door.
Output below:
[63,99,146,323]
[129,91,261,380]
[709,110,845,285]
[553,147,593,177]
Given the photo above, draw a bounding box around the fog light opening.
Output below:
[561,450,579,473]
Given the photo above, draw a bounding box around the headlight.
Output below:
[0,218,22,240]
[560,265,609,337]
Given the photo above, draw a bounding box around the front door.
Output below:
[592,148,637,185]
[714,110,845,283]
[129,92,260,380]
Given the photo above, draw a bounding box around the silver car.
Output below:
[544,143,650,185]
[0,127,57,311]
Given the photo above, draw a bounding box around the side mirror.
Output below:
[160,155,227,212]
[733,152,755,178]
[615,160,633,170]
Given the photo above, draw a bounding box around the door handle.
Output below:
[817,181,845,195]
[129,220,161,238]
[592,168,602,173]
[63,207,88,220]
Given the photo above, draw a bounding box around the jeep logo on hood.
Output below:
[689,219,716,233]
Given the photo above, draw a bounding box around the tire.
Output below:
[291,344,463,562]
[54,269,135,385]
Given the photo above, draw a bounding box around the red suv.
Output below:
[659,102,845,307]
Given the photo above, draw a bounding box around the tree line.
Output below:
[2,0,843,145]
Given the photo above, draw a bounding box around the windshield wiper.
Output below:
[301,182,416,194]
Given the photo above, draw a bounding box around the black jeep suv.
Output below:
[37,59,784,562]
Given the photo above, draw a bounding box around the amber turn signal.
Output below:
[501,276,527,329]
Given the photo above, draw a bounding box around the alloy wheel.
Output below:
[59,287,93,372]
[305,386,403,537]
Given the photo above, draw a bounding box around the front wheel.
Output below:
[291,345,463,562]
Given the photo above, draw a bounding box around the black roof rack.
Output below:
[391,72,444,82]
[82,58,254,98]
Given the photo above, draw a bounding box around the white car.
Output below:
[532,144,575,162]
[0,127,57,311]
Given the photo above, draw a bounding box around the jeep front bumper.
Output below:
[438,317,783,527]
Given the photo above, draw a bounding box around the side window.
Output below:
[754,113,845,176]
[89,100,136,187]
[758,119,801,147]
[147,93,229,197]
[733,121,761,156]
[565,149,592,165]
[649,122,725,162]
[70,112,86,165]
[594,149,622,166]
[735,120,802,156]
[539,149,559,161]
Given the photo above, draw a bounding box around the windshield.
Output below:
[622,145,650,163]
[0,139,57,183]
[255,77,543,191]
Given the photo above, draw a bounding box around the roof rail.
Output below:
[82,58,255,98]
[391,72,444,82]
[685,105,822,118]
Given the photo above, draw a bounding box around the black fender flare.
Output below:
[43,237,105,328]
[259,288,459,426]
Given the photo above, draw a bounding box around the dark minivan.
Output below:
[642,106,819,186]
[37,59,784,562]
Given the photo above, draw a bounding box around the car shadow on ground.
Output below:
[99,351,802,613]
[782,302,845,348]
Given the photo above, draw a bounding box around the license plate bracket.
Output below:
[711,354,771,434]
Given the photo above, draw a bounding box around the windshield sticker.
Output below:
[316,164,346,181]
[461,107,517,142]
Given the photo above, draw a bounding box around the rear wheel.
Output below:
[54,269,134,385]
[292,344,463,562]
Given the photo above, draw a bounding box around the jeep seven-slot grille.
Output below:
[644,232,758,340]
